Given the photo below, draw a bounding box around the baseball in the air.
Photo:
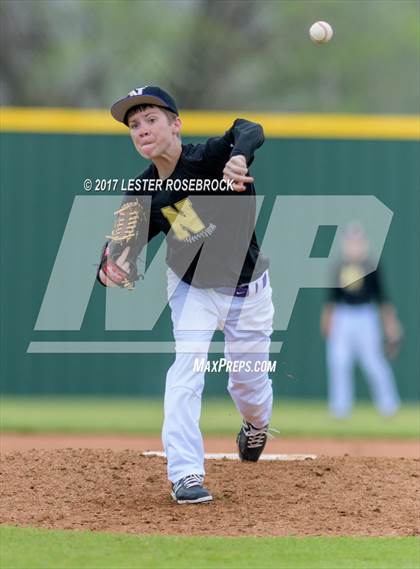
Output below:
[309,21,333,44]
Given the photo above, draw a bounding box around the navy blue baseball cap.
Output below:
[111,86,178,125]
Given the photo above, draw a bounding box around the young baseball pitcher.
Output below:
[98,86,274,503]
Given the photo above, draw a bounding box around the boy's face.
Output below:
[342,234,369,262]
[127,106,181,160]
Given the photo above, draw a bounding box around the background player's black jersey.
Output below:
[328,261,387,305]
[123,119,269,288]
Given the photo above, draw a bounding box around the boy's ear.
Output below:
[173,117,182,135]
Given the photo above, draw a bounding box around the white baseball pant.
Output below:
[327,304,400,418]
[162,268,274,483]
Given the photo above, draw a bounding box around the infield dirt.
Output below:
[2,434,419,457]
[1,448,419,537]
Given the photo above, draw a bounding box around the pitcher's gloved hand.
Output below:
[97,199,145,290]
[98,244,138,290]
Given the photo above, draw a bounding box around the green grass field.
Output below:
[1,527,419,569]
[2,399,419,568]
[1,397,419,438]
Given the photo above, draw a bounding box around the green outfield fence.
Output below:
[1,109,419,399]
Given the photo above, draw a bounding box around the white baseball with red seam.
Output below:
[309,21,333,43]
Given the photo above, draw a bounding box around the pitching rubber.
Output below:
[143,451,317,461]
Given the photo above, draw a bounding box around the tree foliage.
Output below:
[1,0,418,113]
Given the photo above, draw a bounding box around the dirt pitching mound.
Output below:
[1,449,419,537]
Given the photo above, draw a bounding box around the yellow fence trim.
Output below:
[1,107,419,139]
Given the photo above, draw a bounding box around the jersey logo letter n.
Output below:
[161,198,205,240]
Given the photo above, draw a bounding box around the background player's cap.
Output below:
[111,86,178,125]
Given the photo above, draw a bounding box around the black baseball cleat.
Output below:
[171,474,213,504]
[237,421,269,462]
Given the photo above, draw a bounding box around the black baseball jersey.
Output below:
[123,119,269,288]
[328,261,387,305]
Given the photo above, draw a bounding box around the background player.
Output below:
[320,222,403,419]
[98,86,275,504]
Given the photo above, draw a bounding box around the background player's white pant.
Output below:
[327,304,400,418]
[163,269,274,483]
